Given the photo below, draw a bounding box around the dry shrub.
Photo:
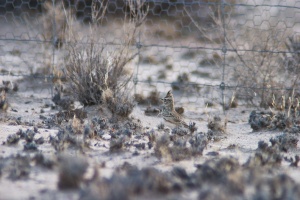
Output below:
[40,1,68,48]
[185,4,300,108]
[230,27,293,108]
[64,1,148,116]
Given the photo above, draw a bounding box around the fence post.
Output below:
[134,29,142,95]
[51,0,57,98]
[220,1,227,114]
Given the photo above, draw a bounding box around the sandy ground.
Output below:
[0,82,299,199]
[0,3,300,199]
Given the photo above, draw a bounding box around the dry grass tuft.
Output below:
[64,0,148,117]
[40,1,68,48]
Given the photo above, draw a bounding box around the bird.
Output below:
[0,90,8,112]
[160,90,189,128]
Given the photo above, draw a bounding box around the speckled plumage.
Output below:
[0,90,8,112]
[160,90,188,128]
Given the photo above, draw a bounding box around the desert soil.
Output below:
[0,5,300,199]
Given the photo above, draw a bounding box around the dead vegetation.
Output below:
[185,3,300,108]
[4,128,44,151]
[79,151,300,200]
[207,116,226,141]
[1,2,300,200]
[64,0,148,117]
[154,132,208,161]
[270,134,299,152]
[245,141,283,168]
[40,1,68,48]
[248,108,300,133]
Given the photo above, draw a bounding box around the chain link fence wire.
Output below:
[0,0,300,112]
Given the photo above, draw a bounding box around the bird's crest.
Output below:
[164,90,173,99]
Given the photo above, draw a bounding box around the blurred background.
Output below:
[1,0,300,113]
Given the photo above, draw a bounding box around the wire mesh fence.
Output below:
[0,0,300,112]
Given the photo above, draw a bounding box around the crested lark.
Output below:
[0,90,8,112]
[160,90,188,128]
